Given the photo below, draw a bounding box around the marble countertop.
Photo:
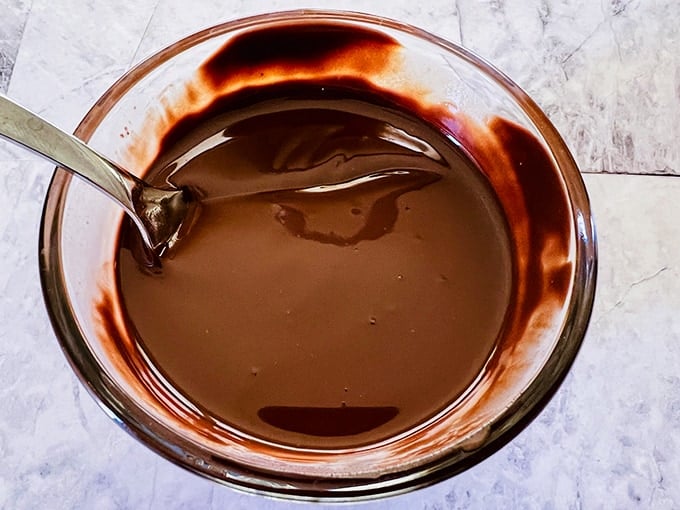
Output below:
[1,1,679,508]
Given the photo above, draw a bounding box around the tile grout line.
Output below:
[581,171,680,178]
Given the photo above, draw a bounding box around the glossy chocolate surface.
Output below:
[95,22,572,453]
[115,85,513,448]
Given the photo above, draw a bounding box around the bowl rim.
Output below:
[38,8,597,501]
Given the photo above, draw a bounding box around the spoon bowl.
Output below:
[0,93,195,256]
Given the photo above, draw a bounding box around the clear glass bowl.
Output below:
[39,10,597,501]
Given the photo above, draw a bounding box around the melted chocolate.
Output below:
[115,84,513,448]
[95,22,573,454]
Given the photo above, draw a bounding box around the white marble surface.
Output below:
[0,1,679,508]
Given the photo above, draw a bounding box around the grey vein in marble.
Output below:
[0,0,32,92]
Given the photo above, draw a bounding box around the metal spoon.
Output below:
[0,93,195,256]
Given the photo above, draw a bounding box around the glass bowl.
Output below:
[39,10,596,502]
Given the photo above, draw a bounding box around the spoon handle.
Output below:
[0,93,144,219]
